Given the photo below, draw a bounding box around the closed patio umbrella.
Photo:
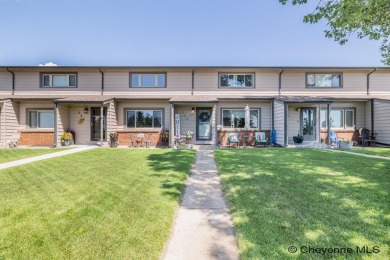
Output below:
[244,104,250,129]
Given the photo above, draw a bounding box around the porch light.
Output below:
[296,108,300,112]
[84,107,89,114]
[191,107,195,115]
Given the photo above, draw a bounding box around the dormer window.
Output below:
[42,73,77,87]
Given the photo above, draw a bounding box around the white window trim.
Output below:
[130,73,166,88]
[219,73,255,88]
[28,109,55,129]
[126,109,163,128]
[221,108,260,129]
[42,74,77,88]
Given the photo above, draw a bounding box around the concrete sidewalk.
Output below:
[163,149,239,260]
[331,149,390,160]
[0,146,98,170]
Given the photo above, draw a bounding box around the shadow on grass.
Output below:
[147,150,196,200]
[215,149,390,259]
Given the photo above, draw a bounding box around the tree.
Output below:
[280,0,390,65]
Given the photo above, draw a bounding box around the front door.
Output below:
[196,107,212,141]
[301,107,316,141]
[91,107,107,141]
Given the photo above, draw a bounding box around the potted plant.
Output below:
[60,132,72,146]
[109,132,119,148]
[293,133,304,144]
[339,140,352,148]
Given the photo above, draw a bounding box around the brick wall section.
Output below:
[320,130,359,144]
[116,129,168,147]
[218,130,271,147]
[19,131,54,146]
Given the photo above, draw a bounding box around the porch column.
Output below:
[169,104,174,147]
[213,104,217,145]
[54,102,58,148]
[327,103,331,145]
[100,104,104,147]
[284,103,288,146]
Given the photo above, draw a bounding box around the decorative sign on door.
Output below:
[175,114,180,136]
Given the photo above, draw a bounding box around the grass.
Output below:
[0,149,196,259]
[0,148,69,164]
[341,147,390,158]
[215,148,389,259]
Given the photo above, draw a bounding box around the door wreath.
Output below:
[198,111,210,122]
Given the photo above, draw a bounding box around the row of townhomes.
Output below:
[0,66,390,148]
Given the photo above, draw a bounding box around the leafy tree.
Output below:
[280,0,390,64]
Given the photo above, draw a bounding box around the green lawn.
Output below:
[0,148,69,164]
[341,147,390,158]
[0,149,195,259]
[215,149,389,259]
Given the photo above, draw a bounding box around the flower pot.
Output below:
[63,140,70,146]
[293,136,304,144]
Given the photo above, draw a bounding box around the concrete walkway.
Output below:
[331,149,390,161]
[0,146,98,170]
[163,149,239,260]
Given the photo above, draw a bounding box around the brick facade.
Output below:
[218,130,271,147]
[320,130,359,144]
[116,129,168,147]
[19,131,54,146]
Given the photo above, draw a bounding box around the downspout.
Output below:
[279,68,284,96]
[6,68,15,95]
[371,99,374,134]
[366,68,376,95]
[191,68,194,96]
[99,68,104,95]
[271,99,275,130]
[54,102,58,148]
[284,103,288,146]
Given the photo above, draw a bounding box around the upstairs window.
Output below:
[130,73,166,87]
[307,73,342,88]
[219,73,254,88]
[42,74,77,87]
[28,110,54,128]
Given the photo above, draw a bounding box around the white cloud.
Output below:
[37,61,58,66]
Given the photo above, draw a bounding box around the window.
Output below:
[130,73,166,87]
[28,110,54,128]
[307,73,342,88]
[219,73,254,88]
[126,110,162,128]
[222,109,259,128]
[321,108,354,129]
[42,74,77,87]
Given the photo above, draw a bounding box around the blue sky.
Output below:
[0,0,383,66]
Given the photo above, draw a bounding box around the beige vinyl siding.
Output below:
[69,105,92,144]
[365,101,372,132]
[217,101,272,130]
[116,101,170,130]
[370,71,390,94]
[0,71,12,94]
[57,104,70,143]
[14,71,101,95]
[374,100,390,145]
[1,100,20,147]
[104,71,192,95]
[194,69,279,95]
[273,99,285,146]
[281,70,367,96]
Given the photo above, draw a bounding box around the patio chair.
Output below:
[227,132,240,148]
[254,132,268,147]
[329,131,339,148]
[144,133,153,148]
[359,128,374,147]
[129,133,137,148]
